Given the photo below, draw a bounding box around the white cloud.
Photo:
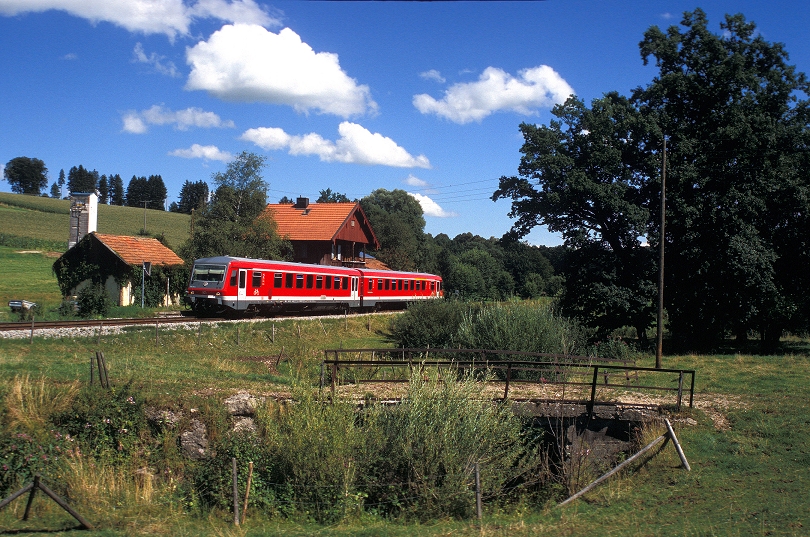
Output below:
[122,104,235,133]
[408,192,457,218]
[186,24,377,117]
[241,122,431,169]
[419,69,445,83]
[403,174,428,188]
[62,52,77,60]
[413,65,574,124]
[0,0,279,39]
[133,42,179,77]
[169,143,232,161]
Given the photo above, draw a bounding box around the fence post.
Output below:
[474,462,482,521]
[677,371,684,411]
[504,363,512,400]
[232,458,239,526]
[588,365,599,421]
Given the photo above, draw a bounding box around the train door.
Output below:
[351,276,359,305]
[237,268,247,309]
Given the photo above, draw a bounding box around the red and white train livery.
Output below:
[186,256,443,315]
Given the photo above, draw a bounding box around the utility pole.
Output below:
[140,200,152,234]
[656,136,667,369]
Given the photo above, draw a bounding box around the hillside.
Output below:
[0,192,191,251]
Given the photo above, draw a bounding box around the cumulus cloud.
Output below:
[419,69,445,83]
[241,122,430,168]
[122,104,235,133]
[62,52,77,60]
[403,174,429,188]
[0,0,279,39]
[413,65,574,124]
[133,42,179,77]
[408,192,456,218]
[186,24,377,117]
[169,143,232,161]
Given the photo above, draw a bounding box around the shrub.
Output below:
[0,430,77,494]
[51,382,147,462]
[360,370,530,520]
[76,283,111,317]
[388,300,480,348]
[456,301,588,356]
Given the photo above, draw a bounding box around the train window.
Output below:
[239,271,247,289]
[430,281,435,291]
[385,279,390,290]
[398,279,403,291]
[325,275,332,289]
[411,280,415,290]
[230,270,237,287]
[191,264,226,283]
[316,275,323,289]
[306,274,313,289]
[285,273,293,288]
[367,278,373,290]
[334,276,341,289]
[342,277,348,290]
[404,280,409,291]
[415,281,421,291]
[274,273,283,288]
[252,271,262,288]
[296,274,304,288]
[378,278,383,289]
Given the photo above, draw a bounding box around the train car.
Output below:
[357,268,443,310]
[186,256,443,315]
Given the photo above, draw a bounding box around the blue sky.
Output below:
[1,0,808,246]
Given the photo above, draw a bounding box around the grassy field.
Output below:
[0,192,191,251]
[0,319,808,536]
[0,247,64,321]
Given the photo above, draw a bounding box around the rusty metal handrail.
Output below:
[320,350,695,411]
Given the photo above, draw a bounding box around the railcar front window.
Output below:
[190,264,227,284]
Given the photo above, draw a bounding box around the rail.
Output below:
[321,348,695,411]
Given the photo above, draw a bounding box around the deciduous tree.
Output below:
[180,151,291,261]
[3,156,48,195]
[635,9,810,347]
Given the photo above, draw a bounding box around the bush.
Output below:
[456,301,588,356]
[76,283,111,317]
[388,300,480,348]
[0,430,77,494]
[361,370,530,520]
[51,382,147,462]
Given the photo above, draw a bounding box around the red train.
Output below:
[186,256,444,315]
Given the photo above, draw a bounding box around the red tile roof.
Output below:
[93,233,184,267]
[263,202,366,242]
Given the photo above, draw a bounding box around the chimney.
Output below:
[68,192,98,249]
[294,197,309,209]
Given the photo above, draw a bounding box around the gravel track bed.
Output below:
[0,312,388,340]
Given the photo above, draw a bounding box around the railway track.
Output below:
[0,309,393,332]
[0,314,198,332]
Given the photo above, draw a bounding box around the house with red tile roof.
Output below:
[53,232,186,307]
[263,197,383,267]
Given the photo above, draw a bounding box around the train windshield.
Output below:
[190,264,227,285]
